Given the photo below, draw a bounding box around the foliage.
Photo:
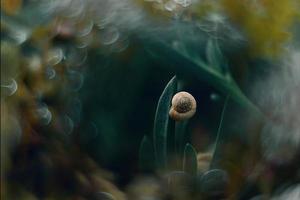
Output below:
[221,0,299,57]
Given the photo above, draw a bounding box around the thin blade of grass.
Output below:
[210,95,230,169]
[206,39,229,75]
[175,121,188,157]
[183,143,198,176]
[153,76,177,169]
[139,135,155,171]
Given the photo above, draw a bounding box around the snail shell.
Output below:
[169,91,196,121]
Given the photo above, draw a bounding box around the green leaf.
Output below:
[183,143,198,176]
[139,135,155,171]
[206,39,228,75]
[153,76,177,169]
[145,40,264,120]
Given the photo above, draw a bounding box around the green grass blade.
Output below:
[175,121,188,157]
[183,143,198,176]
[210,95,230,169]
[153,76,177,169]
[139,135,155,171]
[206,39,229,75]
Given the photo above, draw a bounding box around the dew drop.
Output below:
[95,18,110,29]
[36,104,52,125]
[95,12,115,29]
[1,79,18,96]
[76,20,94,37]
[110,37,129,53]
[65,47,87,67]
[76,33,93,49]
[45,67,56,80]
[47,48,64,66]
[98,27,119,45]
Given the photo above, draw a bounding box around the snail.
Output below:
[169,91,197,121]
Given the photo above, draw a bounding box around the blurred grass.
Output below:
[221,0,299,57]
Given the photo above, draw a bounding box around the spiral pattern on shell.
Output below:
[169,91,196,121]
